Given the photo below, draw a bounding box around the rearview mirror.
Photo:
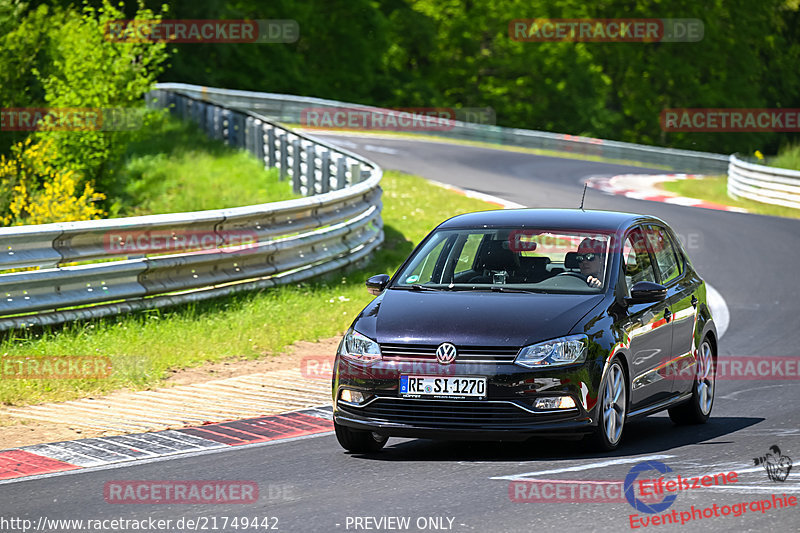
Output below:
[365,274,390,296]
[625,281,667,305]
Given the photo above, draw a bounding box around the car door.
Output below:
[645,224,699,396]
[620,226,675,412]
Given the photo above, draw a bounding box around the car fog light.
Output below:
[534,396,576,410]
[339,389,365,404]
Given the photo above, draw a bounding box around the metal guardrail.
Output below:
[727,155,800,210]
[155,83,730,174]
[0,89,383,331]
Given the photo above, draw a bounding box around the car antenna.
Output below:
[579,183,588,211]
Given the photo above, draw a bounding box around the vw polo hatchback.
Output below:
[332,209,717,453]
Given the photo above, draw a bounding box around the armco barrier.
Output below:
[155,83,730,174]
[0,89,383,331]
[728,155,800,210]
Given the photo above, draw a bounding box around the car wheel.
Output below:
[334,421,388,453]
[668,338,715,425]
[588,359,627,451]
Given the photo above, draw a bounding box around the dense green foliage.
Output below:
[2,0,799,184]
[0,0,169,223]
[146,0,799,155]
[771,143,800,171]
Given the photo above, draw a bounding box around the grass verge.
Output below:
[0,170,495,405]
[108,113,296,216]
[660,176,800,220]
[769,144,800,172]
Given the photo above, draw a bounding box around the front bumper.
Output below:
[335,398,593,441]
[333,357,602,441]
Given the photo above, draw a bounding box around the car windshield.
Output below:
[393,228,613,294]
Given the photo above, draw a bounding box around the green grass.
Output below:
[289,127,674,171]
[660,175,800,219]
[108,114,296,216]
[0,171,496,405]
[769,144,800,172]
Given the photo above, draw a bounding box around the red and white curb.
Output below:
[585,174,747,213]
[0,407,333,484]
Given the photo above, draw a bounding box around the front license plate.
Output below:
[399,375,486,399]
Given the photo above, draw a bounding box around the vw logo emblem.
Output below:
[436,343,457,364]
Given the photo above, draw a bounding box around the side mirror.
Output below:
[625,281,667,305]
[365,274,390,296]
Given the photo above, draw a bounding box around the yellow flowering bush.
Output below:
[0,138,105,226]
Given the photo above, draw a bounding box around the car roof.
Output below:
[436,208,661,233]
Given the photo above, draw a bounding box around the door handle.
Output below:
[663,308,672,322]
[691,295,698,308]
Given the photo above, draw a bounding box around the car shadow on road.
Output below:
[348,416,762,462]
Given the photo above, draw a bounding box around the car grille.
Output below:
[380,343,519,364]
[347,397,541,428]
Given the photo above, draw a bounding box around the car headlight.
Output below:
[514,335,587,368]
[338,329,382,363]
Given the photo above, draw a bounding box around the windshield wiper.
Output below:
[397,284,450,292]
[489,286,539,294]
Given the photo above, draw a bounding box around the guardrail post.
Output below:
[335,156,347,190]
[307,145,317,195]
[279,133,288,180]
[292,138,302,194]
[253,120,265,166]
[213,107,223,140]
[245,116,254,153]
[320,150,331,194]
[221,109,233,145]
[205,105,214,136]
[266,127,276,167]
[350,162,362,184]
[233,112,245,148]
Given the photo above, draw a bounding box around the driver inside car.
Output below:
[576,238,606,288]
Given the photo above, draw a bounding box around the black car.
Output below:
[332,209,717,452]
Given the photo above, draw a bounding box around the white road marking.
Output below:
[427,179,526,209]
[363,144,399,155]
[718,383,793,400]
[706,283,729,339]
[322,139,358,149]
[490,454,675,480]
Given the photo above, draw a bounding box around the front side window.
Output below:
[645,225,682,285]
[393,228,612,294]
[622,227,657,295]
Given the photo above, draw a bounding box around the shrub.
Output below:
[0,138,105,226]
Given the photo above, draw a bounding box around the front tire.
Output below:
[669,339,715,425]
[587,359,627,451]
[334,421,388,453]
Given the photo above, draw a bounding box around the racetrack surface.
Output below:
[2,135,798,532]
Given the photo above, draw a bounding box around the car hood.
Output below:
[356,289,605,347]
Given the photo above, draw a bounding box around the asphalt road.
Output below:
[2,135,799,533]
